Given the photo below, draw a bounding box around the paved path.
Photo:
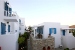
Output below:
[55,48,64,50]
[55,48,75,50]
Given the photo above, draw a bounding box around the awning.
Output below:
[61,28,75,30]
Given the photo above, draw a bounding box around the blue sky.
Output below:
[9,0,75,26]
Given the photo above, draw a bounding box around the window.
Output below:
[8,25,10,32]
[4,2,9,16]
[37,27,43,34]
[52,28,54,33]
[15,30,17,32]
[1,22,6,34]
[62,30,65,36]
[9,8,12,17]
[49,28,56,35]
[19,19,21,24]
[19,27,21,30]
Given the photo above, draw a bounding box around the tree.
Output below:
[25,26,33,33]
[18,34,25,50]
[18,26,33,50]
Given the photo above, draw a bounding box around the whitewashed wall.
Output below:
[19,18,25,34]
[0,0,19,50]
[33,22,75,49]
[41,22,61,48]
[0,33,19,50]
[61,25,75,49]
[61,25,69,36]
[62,33,75,49]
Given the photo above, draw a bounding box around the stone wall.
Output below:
[28,34,55,50]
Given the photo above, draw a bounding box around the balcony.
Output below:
[4,11,18,22]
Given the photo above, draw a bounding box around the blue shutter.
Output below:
[5,2,9,11]
[62,30,65,36]
[1,22,3,34]
[40,28,42,34]
[4,2,7,16]
[54,28,56,34]
[49,28,52,35]
[1,22,6,34]
[4,2,9,16]
[9,8,12,11]
[4,2,7,10]
[4,23,6,34]
[8,25,10,32]
[19,19,21,24]
[9,8,12,17]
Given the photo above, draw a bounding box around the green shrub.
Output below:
[18,37,25,44]
[64,48,69,50]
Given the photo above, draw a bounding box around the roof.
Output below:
[61,28,75,30]
[69,25,75,28]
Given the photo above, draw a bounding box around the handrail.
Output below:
[4,10,18,17]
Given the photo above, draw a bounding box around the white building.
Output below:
[0,0,25,50]
[19,18,25,34]
[32,22,75,49]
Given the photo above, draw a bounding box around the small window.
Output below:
[15,30,17,32]
[52,28,54,33]
[19,27,21,30]
[62,30,65,36]
[8,25,10,32]
[49,28,56,34]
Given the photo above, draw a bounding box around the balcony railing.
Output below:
[4,10,17,17]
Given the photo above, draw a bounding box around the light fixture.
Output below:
[7,22,9,24]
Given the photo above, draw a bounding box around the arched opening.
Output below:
[43,47,46,50]
[47,46,50,50]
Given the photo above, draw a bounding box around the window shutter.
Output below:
[40,28,43,34]
[54,28,56,34]
[9,8,12,11]
[49,28,52,35]
[8,25,10,32]
[62,30,65,36]
[1,22,3,34]
[1,23,6,34]
[9,8,12,17]
[19,19,21,24]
